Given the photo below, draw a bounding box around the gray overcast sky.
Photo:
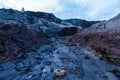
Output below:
[0,0,120,20]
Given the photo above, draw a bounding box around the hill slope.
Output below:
[69,13,120,65]
[0,8,119,80]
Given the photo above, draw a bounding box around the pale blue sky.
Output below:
[0,0,120,20]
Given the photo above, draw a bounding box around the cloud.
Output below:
[73,0,120,20]
[0,0,63,13]
[0,0,120,20]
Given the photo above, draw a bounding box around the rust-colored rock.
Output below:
[54,69,67,77]
[68,14,120,65]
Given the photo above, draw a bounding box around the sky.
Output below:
[0,0,120,21]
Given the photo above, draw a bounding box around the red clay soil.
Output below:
[68,30,120,65]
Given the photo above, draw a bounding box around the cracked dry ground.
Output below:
[0,38,120,80]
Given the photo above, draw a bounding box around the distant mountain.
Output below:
[64,19,100,28]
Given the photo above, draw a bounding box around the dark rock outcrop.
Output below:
[57,27,78,36]
[0,20,48,62]
[39,19,80,37]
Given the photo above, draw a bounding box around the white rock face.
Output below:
[86,14,120,33]
[106,14,120,30]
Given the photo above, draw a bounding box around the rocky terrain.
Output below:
[69,13,120,66]
[0,8,120,80]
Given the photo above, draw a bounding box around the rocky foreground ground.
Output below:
[0,37,120,80]
[0,9,120,80]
